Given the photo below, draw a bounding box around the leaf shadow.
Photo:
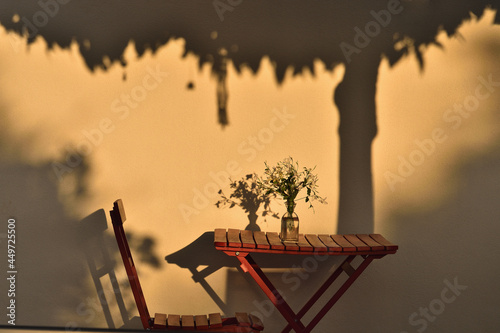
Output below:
[215,173,280,231]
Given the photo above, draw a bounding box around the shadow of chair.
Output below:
[79,209,141,330]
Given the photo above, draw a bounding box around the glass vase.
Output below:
[280,200,299,242]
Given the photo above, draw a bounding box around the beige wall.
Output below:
[0,6,499,333]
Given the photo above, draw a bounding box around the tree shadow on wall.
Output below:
[1,0,498,235]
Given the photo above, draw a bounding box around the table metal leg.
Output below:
[280,255,356,333]
[236,253,378,333]
[236,254,306,333]
[303,255,375,332]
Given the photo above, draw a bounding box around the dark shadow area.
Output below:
[390,39,500,332]
[1,1,499,234]
[215,173,279,231]
[369,144,500,332]
[0,156,93,328]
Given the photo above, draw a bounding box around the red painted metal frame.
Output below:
[225,251,379,333]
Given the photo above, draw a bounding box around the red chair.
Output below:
[110,199,264,332]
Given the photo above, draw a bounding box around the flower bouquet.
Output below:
[257,157,326,241]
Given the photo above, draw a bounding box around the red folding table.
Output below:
[214,228,398,333]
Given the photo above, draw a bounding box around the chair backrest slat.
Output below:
[110,199,152,330]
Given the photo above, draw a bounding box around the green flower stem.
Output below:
[286,199,295,215]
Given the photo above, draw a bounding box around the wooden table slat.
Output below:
[167,314,181,329]
[194,315,209,330]
[266,232,285,250]
[214,228,227,247]
[357,234,385,251]
[283,240,299,251]
[330,235,356,251]
[298,234,314,251]
[240,230,256,248]
[318,234,342,252]
[370,234,399,251]
[208,313,223,328]
[249,314,264,331]
[344,235,370,252]
[235,312,251,327]
[181,315,195,329]
[254,231,271,249]
[153,313,167,329]
[227,229,242,247]
[214,229,398,255]
[305,234,328,252]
